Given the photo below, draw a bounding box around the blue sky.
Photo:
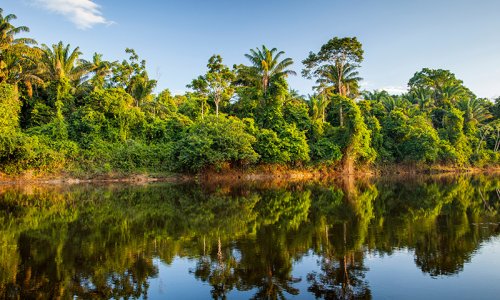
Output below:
[3,0,500,98]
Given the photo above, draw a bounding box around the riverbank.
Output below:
[0,164,498,184]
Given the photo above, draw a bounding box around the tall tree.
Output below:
[244,45,296,95]
[200,55,235,117]
[38,41,93,115]
[110,48,156,106]
[408,68,472,108]
[0,48,43,97]
[87,53,113,90]
[0,8,37,83]
[302,37,364,127]
[38,42,91,87]
[316,63,362,98]
[187,76,209,119]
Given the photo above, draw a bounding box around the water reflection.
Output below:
[0,175,498,299]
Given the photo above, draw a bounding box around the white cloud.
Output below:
[33,0,112,29]
[380,86,408,95]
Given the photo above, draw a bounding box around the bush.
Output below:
[310,137,342,165]
[254,123,310,165]
[400,116,440,163]
[0,133,70,174]
[255,129,289,164]
[78,140,173,173]
[173,115,259,172]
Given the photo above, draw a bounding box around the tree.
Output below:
[190,55,235,117]
[408,68,472,108]
[0,9,37,87]
[173,115,259,172]
[302,37,364,127]
[316,62,362,98]
[38,42,90,84]
[87,53,113,90]
[0,46,43,97]
[187,75,209,119]
[458,98,493,125]
[38,41,93,108]
[244,45,296,96]
[110,48,157,106]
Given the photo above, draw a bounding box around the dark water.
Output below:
[0,175,499,299]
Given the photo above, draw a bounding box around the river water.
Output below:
[0,175,498,299]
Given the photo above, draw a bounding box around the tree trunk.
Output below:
[339,105,344,127]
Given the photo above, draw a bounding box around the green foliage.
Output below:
[255,129,289,164]
[83,88,145,142]
[310,137,342,164]
[79,140,173,173]
[0,8,498,175]
[400,116,440,163]
[255,123,310,165]
[143,114,192,143]
[283,99,311,132]
[0,132,76,173]
[173,115,259,172]
[0,83,20,133]
[332,96,376,165]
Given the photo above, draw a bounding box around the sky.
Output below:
[3,0,500,98]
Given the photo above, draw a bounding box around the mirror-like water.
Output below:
[0,175,499,299]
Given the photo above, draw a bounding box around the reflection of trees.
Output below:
[191,188,312,299]
[307,179,376,299]
[235,225,302,299]
[186,192,259,299]
[193,237,239,299]
[307,250,370,300]
[0,175,499,298]
[369,175,500,276]
[0,185,179,299]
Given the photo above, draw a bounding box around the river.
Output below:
[0,174,498,299]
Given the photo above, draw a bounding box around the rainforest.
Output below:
[0,8,499,178]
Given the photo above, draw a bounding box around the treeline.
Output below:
[0,9,498,175]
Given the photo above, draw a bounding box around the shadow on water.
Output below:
[0,174,499,299]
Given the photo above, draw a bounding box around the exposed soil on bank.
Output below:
[0,164,498,185]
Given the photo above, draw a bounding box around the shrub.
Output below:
[173,115,259,172]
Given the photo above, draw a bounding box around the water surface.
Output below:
[0,175,499,299]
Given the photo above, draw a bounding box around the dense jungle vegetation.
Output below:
[0,9,498,175]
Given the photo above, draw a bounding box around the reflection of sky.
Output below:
[146,238,500,299]
[366,238,500,299]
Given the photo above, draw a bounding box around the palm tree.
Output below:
[315,62,362,126]
[130,74,157,107]
[316,62,362,98]
[87,53,113,90]
[438,85,466,107]
[407,87,433,111]
[0,47,43,97]
[38,42,90,84]
[0,9,36,51]
[313,82,334,123]
[244,45,296,95]
[0,9,37,83]
[362,90,390,103]
[458,98,493,125]
[307,95,321,122]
